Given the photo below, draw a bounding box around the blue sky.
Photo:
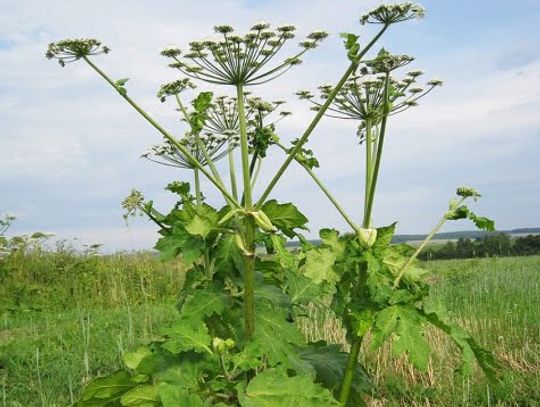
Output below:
[1,0,539,251]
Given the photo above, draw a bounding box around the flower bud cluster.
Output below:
[360,2,425,25]
[46,38,110,66]
[157,79,196,102]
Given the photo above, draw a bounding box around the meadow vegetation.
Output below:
[1,246,538,406]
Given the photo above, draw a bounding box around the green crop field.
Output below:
[1,251,538,406]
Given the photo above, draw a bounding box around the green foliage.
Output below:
[261,200,308,238]
[238,368,341,406]
[296,341,372,405]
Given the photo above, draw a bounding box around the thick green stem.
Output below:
[81,56,241,209]
[194,168,202,205]
[363,119,373,224]
[338,26,391,406]
[228,142,239,201]
[276,142,360,233]
[194,167,211,275]
[237,83,255,340]
[255,25,388,209]
[364,74,390,226]
[339,337,363,403]
[251,158,262,188]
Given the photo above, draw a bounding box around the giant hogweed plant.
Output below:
[47,3,498,406]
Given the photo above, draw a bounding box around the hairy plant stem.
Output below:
[193,167,211,275]
[81,56,241,209]
[251,158,262,188]
[339,337,363,404]
[339,44,391,404]
[364,119,373,223]
[393,196,468,288]
[228,142,239,201]
[194,168,202,205]
[276,142,360,233]
[364,73,390,226]
[237,83,255,340]
[255,25,388,209]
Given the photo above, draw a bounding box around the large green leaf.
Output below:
[120,385,160,406]
[246,308,306,369]
[370,305,431,371]
[185,203,220,238]
[301,246,338,284]
[255,281,292,309]
[124,344,176,376]
[153,352,208,389]
[271,235,297,271]
[285,269,327,306]
[422,299,498,381]
[319,228,345,256]
[162,320,213,355]
[238,368,341,406]
[213,234,243,275]
[159,384,204,407]
[78,371,135,403]
[296,341,372,406]
[382,244,426,283]
[261,200,308,237]
[180,287,229,320]
[154,225,204,265]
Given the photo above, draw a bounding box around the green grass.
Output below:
[1,251,539,406]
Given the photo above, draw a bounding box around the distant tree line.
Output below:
[419,233,540,260]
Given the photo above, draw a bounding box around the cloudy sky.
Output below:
[1,0,539,251]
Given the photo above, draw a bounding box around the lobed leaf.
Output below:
[238,368,341,407]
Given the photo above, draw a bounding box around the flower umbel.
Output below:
[142,133,230,170]
[297,61,442,133]
[161,23,328,85]
[204,95,290,156]
[157,79,196,102]
[46,38,110,66]
[360,2,425,25]
[367,48,414,73]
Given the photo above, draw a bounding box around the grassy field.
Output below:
[0,249,538,406]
